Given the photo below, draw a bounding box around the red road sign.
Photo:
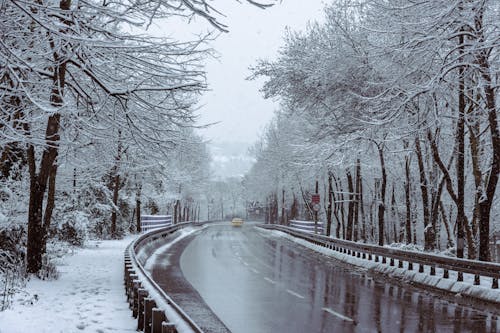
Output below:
[311,194,320,204]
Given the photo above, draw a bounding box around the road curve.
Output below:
[181,222,499,333]
[150,222,499,332]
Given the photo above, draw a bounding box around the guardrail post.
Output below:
[132,280,141,318]
[128,273,138,303]
[430,266,436,276]
[408,262,413,270]
[144,297,157,333]
[162,322,177,333]
[137,289,148,331]
[418,264,424,273]
[443,269,449,278]
[152,308,166,333]
[124,264,133,286]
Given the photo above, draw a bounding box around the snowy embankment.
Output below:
[0,236,137,333]
[131,226,201,333]
[268,229,500,304]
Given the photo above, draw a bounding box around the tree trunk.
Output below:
[111,173,120,237]
[390,185,398,244]
[136,184,141,232]
[456,28,466,259]
[475,6,499,261]
[377,143,387,247]
[174,200,179,224]
[281,188,286,225]
[439,201,454,249]
[404,150,412,244]
[41,165,58,254]
[357,163,366,242]
[428,130,476,258]
[27,0,71,273]
[415,135,434,250]
[346,170,354,241]
[333,174,345,239]
[326,172,333,237]
[353,159,361,242]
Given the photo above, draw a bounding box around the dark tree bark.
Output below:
[456,28,466,259]
[428,130,475,258]
[404,149,412,244]
[346,170,354,241]
[174,200,179,224]
[111,172,120,237]
[414,135,434,250]
[26,0,72,274]
[475,6,500,261]
[357,162,366,242]
[290,193,298,221]
[439,201,454,248]
[390,185,398,244]
[281,188,286,225]
[41,165,58,254]
[333,174,345,239]
[377,143,387,247]
[326,171,334,237]
[136,184,141,232]
[353,159,361,242]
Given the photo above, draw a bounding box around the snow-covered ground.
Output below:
[267,229,500,304]
[0,236,137,333]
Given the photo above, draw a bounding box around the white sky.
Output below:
[158,1,327,144]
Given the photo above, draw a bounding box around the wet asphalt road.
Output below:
[153,222,500,333]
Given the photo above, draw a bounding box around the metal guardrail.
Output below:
[124,221,206,333]
[259,224,500,289]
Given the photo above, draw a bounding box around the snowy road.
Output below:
[154,222,499,333]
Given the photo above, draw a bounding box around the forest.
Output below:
[0,0,273,310]
[245,0,500,262]
[1,0,499,313]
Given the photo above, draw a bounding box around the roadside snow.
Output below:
[266,229,500,304]
[0,236,137,333]
[135,226,202,333]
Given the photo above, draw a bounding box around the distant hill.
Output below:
[209,141,255,179]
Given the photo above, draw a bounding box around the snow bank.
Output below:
[129,226,203,333]
[0,236,137,333]
[266,229,500,304]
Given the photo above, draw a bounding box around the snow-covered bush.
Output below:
[58,211,88,246]
[0,226,26,311]
[36,255,59,281]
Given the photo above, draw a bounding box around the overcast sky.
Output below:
[171,1,327,145]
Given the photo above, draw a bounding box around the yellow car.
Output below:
[231,217,244,227]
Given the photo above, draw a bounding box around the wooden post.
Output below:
[137,289,148,330]
[132,280,141,318]
[144,298,157,333]
[124,264,133,285]
[162,322,177,333]
[128,273,138,303]
[152,308,166,333]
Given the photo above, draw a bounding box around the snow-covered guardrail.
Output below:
[259,224,500,290]
[124,221,206,333]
